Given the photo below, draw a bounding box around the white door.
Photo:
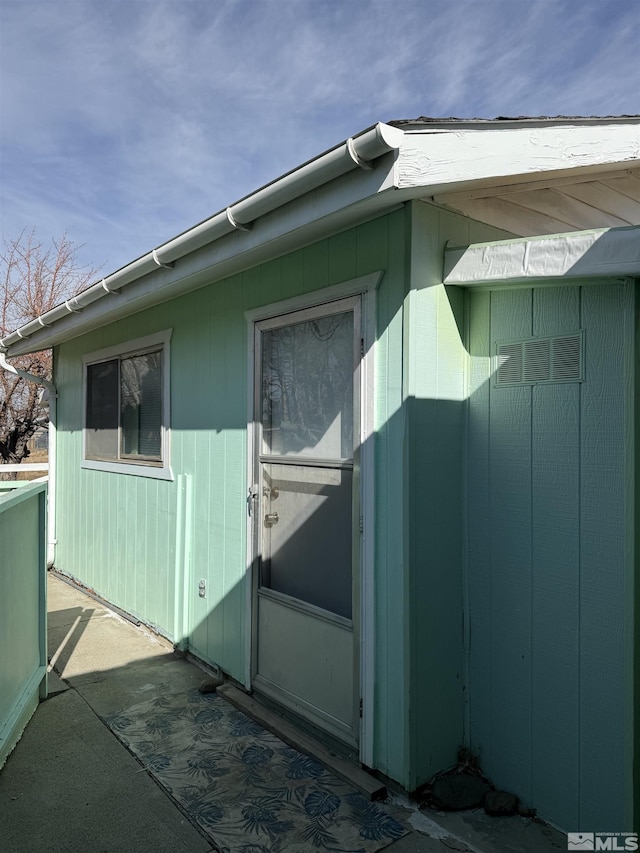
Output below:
[251,296,361,746]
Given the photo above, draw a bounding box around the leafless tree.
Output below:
[0,231,98,466]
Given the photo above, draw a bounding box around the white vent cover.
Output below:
[495,332,583,386]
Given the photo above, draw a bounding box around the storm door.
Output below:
[251,296,361,746]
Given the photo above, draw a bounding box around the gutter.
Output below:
[0,352,57,567]
[0,123,404,353]
[0,122,403,568]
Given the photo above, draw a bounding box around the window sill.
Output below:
[82,458,174,481]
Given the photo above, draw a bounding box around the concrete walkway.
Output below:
[0,573,567,852]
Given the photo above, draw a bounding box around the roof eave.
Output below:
[3,153,403,356]
[3,117,638,356]
[391,115,640,131]
[395,119,640,190]
[1,122,404,356]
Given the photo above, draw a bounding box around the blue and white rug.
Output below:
[105,688,407,852]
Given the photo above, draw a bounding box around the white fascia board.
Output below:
[444,225,640,286]
[4,159,400,357]
[396,122,640,192]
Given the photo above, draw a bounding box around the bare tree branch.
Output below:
[0,231,100,466]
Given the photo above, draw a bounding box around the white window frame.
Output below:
[82,329,173,480]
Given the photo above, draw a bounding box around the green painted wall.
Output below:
[404,201,513,789]
[634,279,640,835]
[54,210,411,784]
[466,280,634,830]
[0,482,47,767]
[54,195,634,827]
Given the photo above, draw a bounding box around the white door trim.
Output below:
[244,271,382,325]
[244,271,379,764]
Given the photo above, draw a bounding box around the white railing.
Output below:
[0,463,49,490]
[0,463,49,472]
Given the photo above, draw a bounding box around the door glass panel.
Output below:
[260,462,352,619]
[261,312,354,460]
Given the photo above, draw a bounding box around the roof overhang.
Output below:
[397,118,640,191]
[444,225,640,287]
[2,123,404,356]
[2,116,639,356]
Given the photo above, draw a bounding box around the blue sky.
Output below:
[1,0,639,275]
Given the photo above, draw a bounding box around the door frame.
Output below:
[244,271,380,765]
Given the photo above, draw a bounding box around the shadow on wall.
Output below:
[464,279,632,832]
[50,388,468,798]
[51,273,633,833]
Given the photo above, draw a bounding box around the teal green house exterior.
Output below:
[3,116,639,834]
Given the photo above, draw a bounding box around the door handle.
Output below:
[247,484,259,516]
[264,512,279,527]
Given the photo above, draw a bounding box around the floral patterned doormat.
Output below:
[105,688,407,852]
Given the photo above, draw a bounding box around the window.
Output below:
[83,330,172,479]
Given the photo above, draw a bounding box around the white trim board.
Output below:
[243,271,383,324]
[444,225,640,286]
[0,463,49,472]
[397,123,640,190]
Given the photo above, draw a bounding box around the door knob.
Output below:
[264,512,279,527]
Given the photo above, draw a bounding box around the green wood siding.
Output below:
[467,280,634,830]
[405,201,514,789]
[54,210,410,783]
[49,197,637,821]
[0,482,48,767]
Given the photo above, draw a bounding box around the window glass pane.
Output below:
[261,312,354,459]
[86,360,119,459]
[120,351,162,459]
[260,462,352,618]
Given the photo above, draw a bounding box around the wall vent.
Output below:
[495,331,583,386]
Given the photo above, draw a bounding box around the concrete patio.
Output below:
[0,573,566,852]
